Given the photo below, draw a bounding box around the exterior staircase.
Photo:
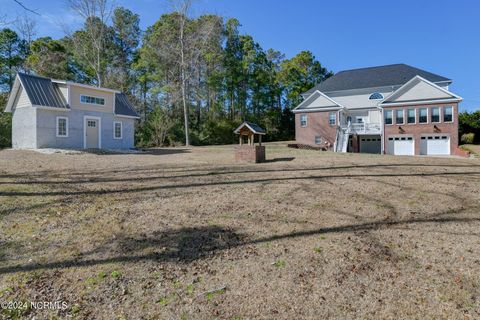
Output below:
[335,125,350,153]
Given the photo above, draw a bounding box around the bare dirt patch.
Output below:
[1,143,480,319]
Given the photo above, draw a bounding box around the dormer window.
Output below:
[369,92,384,100]
[80,94,105,105]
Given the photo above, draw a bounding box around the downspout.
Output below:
[379,105,384,154]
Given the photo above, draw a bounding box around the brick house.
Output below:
[293,64,463,156]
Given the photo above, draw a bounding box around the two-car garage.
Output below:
[386,135,450,156]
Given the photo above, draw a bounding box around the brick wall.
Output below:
[383,103,459,155]
[235,145,266,163]
[295,111,338,147]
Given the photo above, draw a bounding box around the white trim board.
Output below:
[113,121,123,139]
[114,114,141,119]
[381,75,462,105]
[56,116,69,138]
[293,90,345,111]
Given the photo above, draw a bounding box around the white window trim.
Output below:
[443,106,454,123]
[431,107,441,123]
[418,107,429,124]
[113,121,123,139]
[406,108,416,125]
[300,114,307,127]
[80,94,106,106]
[384,110,393,126]
[329,112,337,126]
[395,109,405,125]
[56,116,69,137]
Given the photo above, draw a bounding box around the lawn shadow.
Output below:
[264,157,295,163]
[1,213,479,275]
[82,148,190,156]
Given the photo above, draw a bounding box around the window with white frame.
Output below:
[300,114,307,127]
[384,110,393,125]
[80,94,105,106]
[315,136,322,145]
[444,106,453,122]
[329,112,336,126]
[407,108,416,124]
[114,121,122,139]
[395,109,404,125]
[56,117,68,137]
[431,107,440,123]
[419,108,428,123]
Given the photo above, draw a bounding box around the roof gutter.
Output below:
[114,114,140,119]
[380,98,462,107]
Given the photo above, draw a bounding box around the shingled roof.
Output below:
[303,64,451,96]
[234,121,266,135]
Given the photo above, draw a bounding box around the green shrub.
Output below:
[461,133,475,144]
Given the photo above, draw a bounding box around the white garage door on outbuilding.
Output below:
[420,135,450,155]
[387,136,414,155]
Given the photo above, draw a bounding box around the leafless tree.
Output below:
[66,0,114,87]
[15,14,37,44]
[169,0,219,146]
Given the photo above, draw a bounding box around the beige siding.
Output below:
[57,83,69,102]
[369,110,381,123]
[69,85,114,113]
[300,92,338,109]
[392,80,451,102]
[332,90,393,109]
[14,86,31,108]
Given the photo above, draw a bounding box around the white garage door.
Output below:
[420,135,450,155]
[387,136,414,155]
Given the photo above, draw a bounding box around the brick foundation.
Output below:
[235,145,266,163]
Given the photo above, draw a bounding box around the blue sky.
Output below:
[2,0,479,111]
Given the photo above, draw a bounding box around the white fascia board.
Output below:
[33,105,71,111]
[380,98,462,107]
[114,114,140,119]
[293,90,344,111]
[381,75,462,104]
[4,76,21,112]
[67,81,120,94]
[234,123,265,135]
[293,106,342,114]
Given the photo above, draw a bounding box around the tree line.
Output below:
[0,0,332,148]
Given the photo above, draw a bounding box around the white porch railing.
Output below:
[348,122,381,134]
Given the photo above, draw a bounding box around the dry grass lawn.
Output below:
[0,143,480,319]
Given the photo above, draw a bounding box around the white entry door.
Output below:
[85,118,100,149]
[420,135,450,155]
[387,136,414,155]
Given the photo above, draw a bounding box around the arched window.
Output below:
[369,92,384,100]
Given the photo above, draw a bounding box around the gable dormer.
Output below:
[381,76,462,106]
